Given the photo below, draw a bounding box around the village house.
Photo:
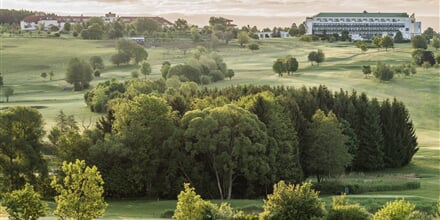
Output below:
[20,12,173,31]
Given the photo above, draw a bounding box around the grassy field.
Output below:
[0,36,438,218]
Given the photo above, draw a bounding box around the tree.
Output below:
[0,106,47,191]
[373,199,422,220]
[160,61,171,79]
[380,35,394,51]
[362,65,371,78]
[89,56,104,70]
[2,183,48,220]
[51,159,107,220]
[394,30,404,43]
[432,37,440,50]
[372,36,382,50]
[298,23,306,35]
[111,52,130,66]
[190,26,201,42]
[315,49,325,66]
[173,183,205,220]
[63,22,71,32]
[284,55,299,75]
[237,31,249,47]
[40,72,47,79]
[225,69,234,80]
[308,51,318,66]
[341,30,350,41]
[87,23,103,40]
[167,64,201,84]
[303,110,351,182]
[173,18,189,32]
[273,58,286,77]
[411,49,435,66]
[411,35,427,49]
[132,46,148,65]
[182,104,269,200]
[49,70,54,80]
[422,27,436,41]
[139,61,151,79]
[3,86,13,103]
[134,18,161,35]
[289,22,299,36]
[65,57,93,91]
[373,62,393,81]
[259,181,325,220]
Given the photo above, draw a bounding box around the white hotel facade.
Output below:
[305,12,422,40]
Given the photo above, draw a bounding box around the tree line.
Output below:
[62,81,420,199]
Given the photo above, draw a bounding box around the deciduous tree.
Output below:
[51,159,107,220]
[65,57,93,91]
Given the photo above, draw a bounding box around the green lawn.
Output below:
[0,36,438,217]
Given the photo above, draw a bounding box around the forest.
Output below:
[0,78,418,200]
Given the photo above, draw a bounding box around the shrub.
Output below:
[327,194,371,220]
[2,184,48,220]
[173,183,205,220]
[94,70,101,77]
[248,43,260,51]
[72,31,78,37]
[373,199,419,220]
[259,181,325,220]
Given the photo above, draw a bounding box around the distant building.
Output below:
[20,12,173,31]
[257,31,289,39]
[305,12,422,40]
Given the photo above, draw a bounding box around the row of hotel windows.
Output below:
[313,27,402,32]
[315,18,403,23]
[313,23,405,28]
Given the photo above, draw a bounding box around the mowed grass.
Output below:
[0,37,438,217]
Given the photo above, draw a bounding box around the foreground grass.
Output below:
[0,37,438,217]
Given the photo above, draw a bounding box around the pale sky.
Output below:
[2,0,439,30]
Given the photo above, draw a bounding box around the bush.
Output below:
[2,184,48,220]
[200,75,211,85]
[72,31,78,37]
[373,199,419,220]
[259,181,325,220]
[248,43,259,50]
[327,194,371,220]
[94,70,101,77]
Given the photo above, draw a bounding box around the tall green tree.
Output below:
[372,36,382,50]
[173,18,189,32]
[89,56,104,70]
[308,51,318,66]
[284,55,299,75]
[182,104,269,200]
[51,159,107,220]
[139,61,152,79]
[132,46,148,65]
[3,86,13,102]
[0,106,47,191]
[65,57,93,91]
[432,37,440,50]
[303,109,351,182]
[380,35,394,51]
[316,49,325,66]
[237,31,249,47]
[394,31,404,43]
[272,58,286,77]
[352,95,384,171]
[134,18,161,35]
[411,35,428,49]
[380,99,418,167]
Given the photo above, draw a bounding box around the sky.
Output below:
[2,0,439,30]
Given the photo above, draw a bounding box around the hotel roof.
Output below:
[314,12,409,18]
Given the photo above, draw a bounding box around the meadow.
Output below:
[0,36,438,218]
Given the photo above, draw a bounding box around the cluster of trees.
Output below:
[1,159,107,220]
[79,82,419,199]
[363,62,417,81]
[111,39,148,66]
[372,35,394,51]
[272,55,299,76]
[159,46,233,85]
[308,49,325,66]
[174,181,437,219]
[0,9,36,24]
